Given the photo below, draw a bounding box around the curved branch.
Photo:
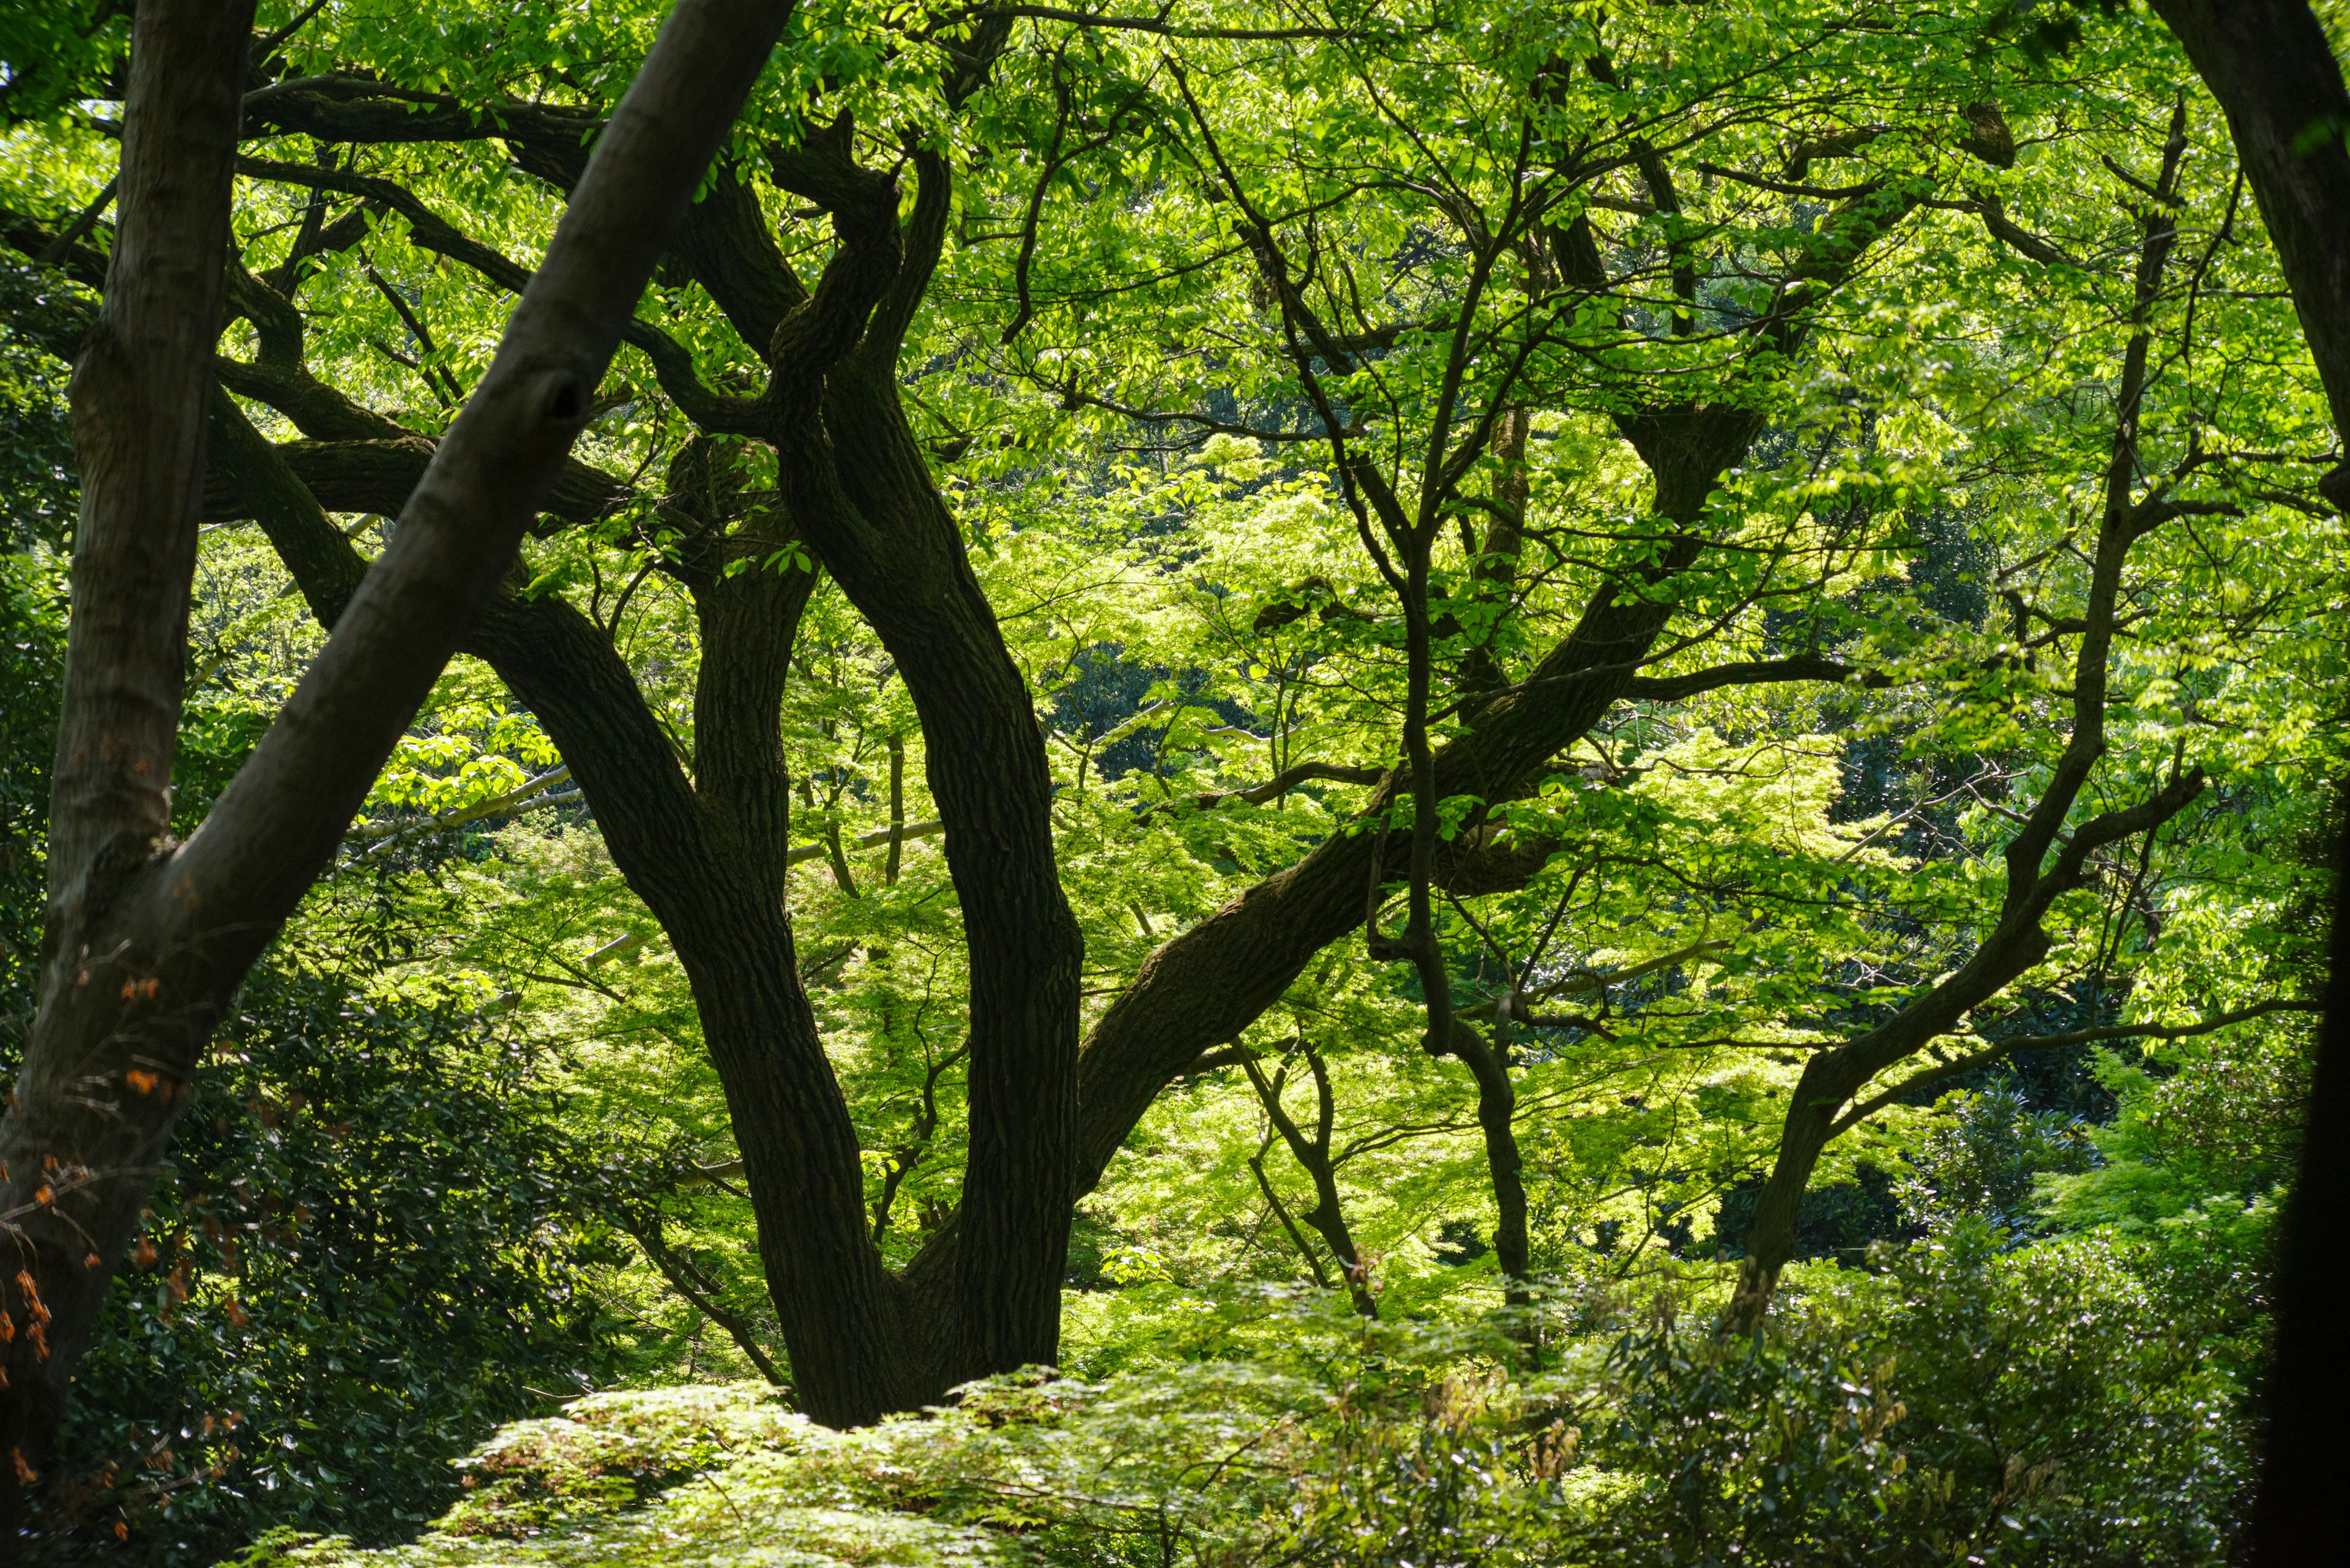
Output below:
[1832,999,2322,1137]
[242,74,605,186]
[202,427,631,531]
[858,144,951,373]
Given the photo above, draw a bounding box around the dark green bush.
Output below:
[26,970,633,1565]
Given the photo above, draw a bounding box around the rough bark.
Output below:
[0,0,799,1507]
[201,434,629,528]
[2250,822,2350,1567]
[479,570,931,1424]
[142,67,1067,1421]
[2,26,2035,1448]
[785,147,1085,1391]
[212,382,928,1422]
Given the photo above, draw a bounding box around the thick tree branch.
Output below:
[1622,654,1885,703]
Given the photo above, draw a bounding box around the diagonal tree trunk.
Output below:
[0,0,802,1511]
[91,117,1069,1421]
[1061,408,1755,1205]
[0,23,2053,1455]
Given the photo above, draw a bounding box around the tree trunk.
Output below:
[804,363,1084,1389]
[1444,1021,1531,1304]
[778,149,1086,1391]
[220,378,938,1422]
[470,584,931,1423]
[1718,1058,1859,1335]
[1721,114,2199,1333]
[1244,1048,1379,1318]
[0,0,256,1508]
[2248,820,2350,1565]
[2145,5,2350,1558]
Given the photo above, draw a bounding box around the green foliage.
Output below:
[1894,1083,2098,1235]
[1832,1223,2259,1563]
[0,550,61,955]
[0,278,75,553]
[0,0,2341,1558]
[0,0,127,129]
[233,1228,2258,1567]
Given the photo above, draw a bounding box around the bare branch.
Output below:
[1138,762,1388,818]
[782,818,944,867]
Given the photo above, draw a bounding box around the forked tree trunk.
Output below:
[767,145,1086,1395]
[471,582,934,1424]
[811,356,1086,1392]
[227,140,1075,1417]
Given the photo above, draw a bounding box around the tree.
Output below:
[990,3,2324,1337]
[0,0,800,1514]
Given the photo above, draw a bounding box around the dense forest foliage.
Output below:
[0,0,2343,1562]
